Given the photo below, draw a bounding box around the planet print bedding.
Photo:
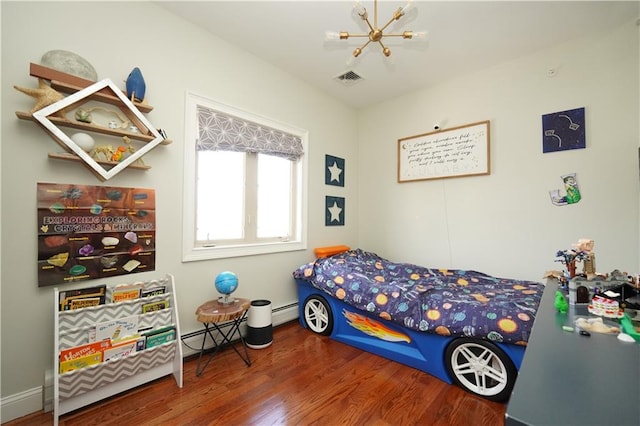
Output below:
[293,249,544,345]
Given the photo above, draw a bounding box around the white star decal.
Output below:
[328,202,343,222]
[328,161,343,182]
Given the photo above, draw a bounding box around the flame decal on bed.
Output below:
[343,310,411,343]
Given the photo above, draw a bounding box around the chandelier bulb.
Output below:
[401,0,415,14]
[412,31,428,41]
[325,31,341,41]
[353,47,363,58]
[353,0,367,19]
[383,47,391,57]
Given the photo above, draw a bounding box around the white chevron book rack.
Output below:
[53,274,183,425]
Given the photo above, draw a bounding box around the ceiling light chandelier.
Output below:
[327,0,426,59]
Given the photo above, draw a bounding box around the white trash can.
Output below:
[246,299,273,349]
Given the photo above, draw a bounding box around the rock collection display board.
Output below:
[37,182,156,287]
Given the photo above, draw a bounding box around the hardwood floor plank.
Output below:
[3,321,506,425]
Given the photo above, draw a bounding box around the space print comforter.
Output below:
[293,249,544,345]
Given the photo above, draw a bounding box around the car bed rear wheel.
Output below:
[444,338,517,402]
[303,295,333,336]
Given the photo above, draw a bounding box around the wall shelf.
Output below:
[47,152,151,170]
[16,64,169,180]
[15,111,171,144]
[30,62,154,113]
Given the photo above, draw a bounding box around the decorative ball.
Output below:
[215,271,238,296]
[70,132,95,152]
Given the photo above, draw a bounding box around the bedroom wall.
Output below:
[0,2,358,420]
[357,18,640,282]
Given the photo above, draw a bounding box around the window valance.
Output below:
[197,105,304,161]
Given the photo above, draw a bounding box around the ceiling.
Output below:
[157,1,639,109]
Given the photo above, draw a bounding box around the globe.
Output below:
[215,271,238,304]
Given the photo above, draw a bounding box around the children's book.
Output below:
[140,286,166,298]
[141,300,169,313]
[60,340,111,362]
[103,341,137,362]
[59,285,107,311]
[93,315,139,342]
[111,284,142,303]
[68,297,102,310]
[144,326,176,349]
[59,352,102,374]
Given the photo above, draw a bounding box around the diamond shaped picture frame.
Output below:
[32,79,163,181]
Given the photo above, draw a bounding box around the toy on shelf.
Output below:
[73,106,131,130]
[588,295,624,319]
[574,238,596,276]
[554,291,568,314]
[553,238,596,284]
[574,317,620,335]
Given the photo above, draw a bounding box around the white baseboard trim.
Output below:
[0,386,44,423]
[1,303,299,422]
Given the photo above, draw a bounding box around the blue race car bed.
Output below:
[293,248,545,401]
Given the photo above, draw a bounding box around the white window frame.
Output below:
[182,92,308,261]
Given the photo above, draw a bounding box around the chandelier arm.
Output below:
[353,38,373,58]
[381,33,410,38]
[373,0,378,28]
[379,10,404,33]
[360,39,373,50]
[362,16,375,33]
[345,33,372,38]
[378,40,392,57]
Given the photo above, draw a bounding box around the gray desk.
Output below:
[505,281,640,426]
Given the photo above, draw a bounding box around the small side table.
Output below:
[195,297,251,376]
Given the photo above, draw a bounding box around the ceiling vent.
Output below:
[334,70,364,86]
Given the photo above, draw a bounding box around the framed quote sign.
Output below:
[397,120,490,182]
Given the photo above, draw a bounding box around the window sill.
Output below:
[182,240,306,262]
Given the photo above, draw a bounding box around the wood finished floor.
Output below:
[5,321,506,425]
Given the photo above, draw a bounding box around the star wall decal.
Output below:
[325,154,345,187]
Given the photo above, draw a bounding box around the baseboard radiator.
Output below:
[180,302,299,358]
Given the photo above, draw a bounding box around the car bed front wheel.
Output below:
[302,295,333,336]
[444,338,517,402]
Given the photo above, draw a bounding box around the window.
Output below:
[183,92,307,261]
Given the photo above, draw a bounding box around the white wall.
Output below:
[0,2,358,421]
[357,19,639,282]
